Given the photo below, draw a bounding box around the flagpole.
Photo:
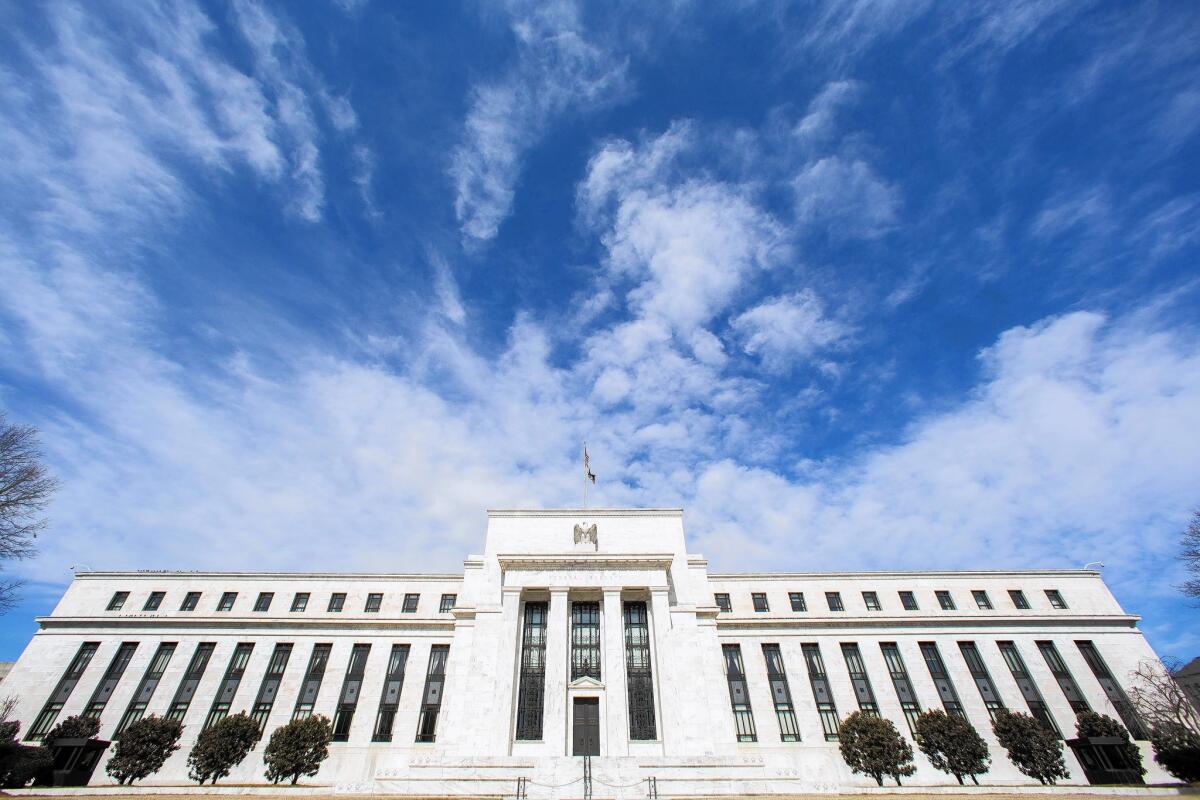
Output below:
[582,441,588,510]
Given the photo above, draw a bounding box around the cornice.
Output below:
[713,613,1140,631]
[496,553,675,570]
[37,615,457,632]
[486,508,682,518]
[708,569,1102,580]
[70,571,463,581]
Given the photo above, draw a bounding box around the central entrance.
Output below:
[572,697,600,755]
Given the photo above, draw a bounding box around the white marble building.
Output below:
[2,508,1175,792]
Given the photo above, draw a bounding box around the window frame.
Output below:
[899,591,919,611]
[788,592,807,612]
[825,591,844,612]
[1045,589,1068,609]
[862,591,881,611]
[328,592,346,612]
[290,592,310,612]
[936,590,956,610]
[401,593,419,613]
[107,591,129,611]
[1008,589,1030,610]
[971,590,993,610]
[715,593,732,612]
[179,591,201,611]
[217,592,237,612]
[751,592,769,613]
[365,593,384,613]
[439,594,456,613]
[253,592,274,612]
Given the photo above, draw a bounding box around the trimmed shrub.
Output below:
[42,714,100,743]
[263,714,333,785]
[838,711,916,786]
[186,713,260,785]
[0,740,53,789]
[914,709,991,784]
[992,709,1069,785]
[1150,723,1200,783]
[105,715,184,785]
[1075,711,1145,778]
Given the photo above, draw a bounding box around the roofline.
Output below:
[486,508,683,518]
[708,569,1103,579]
[70,571,463,580]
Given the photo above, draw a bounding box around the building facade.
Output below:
[1,509,1175,792]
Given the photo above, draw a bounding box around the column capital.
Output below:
[549,586,570,595]
[601,586,623,596]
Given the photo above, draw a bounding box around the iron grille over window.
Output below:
[205,643,254,730]
[751,593,769,612]
[918,642,965,717]
[107,592,128,611]
[366,593,384,612]
[789,592,806,611]
[899,591,919,611]
[762,644,799,741]
[373,644,410,742]
[254,592,273,612]
[972,590,993,609]
[715,593,731,612]
[143,591,165,611]
[291,593,309,612]
[251,643,293,734]
[166,642,215,723]
[802,643,840,740]
[116,642,176,735]
[82,641,138,720]
[1075,641,1147,739]
[1045,589,1067,609]
[722,644,756,741]
[958,641,1005,720]
[862,591,881,611]
[936,590,956,610]
[1008,590,1030,610]
[840,643,879,714]
[27,642,99,741]
[624,601,657,740]
[997,641,1060,736]
[826,592,844,611]
[402,593,419,613]
[328,593,346,612]
[1037,641,1090,714]
[179,592,201,611]
[293,643,332,720]
[439,594,457,613]
[880,643,921,734]
[415,645,449,742]
[332,644,371,741]
[570,602,601,681]
[515,601,548,740]
[217,592,237,612]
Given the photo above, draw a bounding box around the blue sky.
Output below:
[0,0,1198,662]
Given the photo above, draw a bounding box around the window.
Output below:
[762,644,799,741]
[715,593,732,612]
[251,643,293,734]
[82,642,138,719]
[722,644,756,742]
[1008,590,1030,610]
[328,592,346,612]
[415,645,449,742]
[107,591,129,611]
[254,592,274,612]
[752,592,769,613]
[625,601,657,740]
[373,644,410,742]
[332,644,371,741]
[515,602,548,740]
[862,591,881,611]
[1075,641,1147,739]
[788,592,806,612]
[919,642,965,717]
[205,643,253,730]
[366,593,384,613]
[840,643,879,714]
[217,592,237,612]
[26,642,99,741]
[971,590,993,610]
[880,643,922,734]
[1045,589,1067,609]
[570,601,601,680]
[899,591,919,611]
[179,591,201,611]
[1037,641,1090,714]
[166,642,215,723]
[802,644,840,741]
[143,591,165,611]
[117,642,176,735]
[402,593,419,613]
[936,590,956,610]
[959,641,1005,720]
[997,641,1059,737]
[293,643,332,720]
[439,594,456,613]
[825,591,844,611]
[290,593,309,612]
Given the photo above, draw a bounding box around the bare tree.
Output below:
[0,412,58,611]
[1127,658,1200,735]
[1181,509,1200,600]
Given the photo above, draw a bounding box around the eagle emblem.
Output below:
[573,522,598,546]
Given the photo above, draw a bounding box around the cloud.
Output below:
[793,155,900,238]
[431,252,467,325]
[793,79,861,145]
[731,291,852,373]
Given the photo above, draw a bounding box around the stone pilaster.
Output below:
[601,586,628,756]
[542,587,570,755]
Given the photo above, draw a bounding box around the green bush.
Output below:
[838,711,916,786]
[42,714,99,743]
[105,715,184,785]
[992,709,1069,785]
[914,709,990,784]
[0,740,53,789]
[263,714,333,785]
[186,713,260,785]
[1075,711,1145,778]
[1150,723,1200,783]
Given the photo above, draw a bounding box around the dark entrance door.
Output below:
[572,697,600,755]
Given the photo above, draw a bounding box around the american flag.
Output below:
[584,445,596,483]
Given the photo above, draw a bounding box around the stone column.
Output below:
[542,587,570,755]
[648,587,675,752]
[602,587,628,756]
[490,585,523,753]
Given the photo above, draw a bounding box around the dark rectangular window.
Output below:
[107,591,129,611]
[439,594,456,613]
[919,642,965,717]
[972,590,993,609]
[402,593,419,613]
[715,593,732,612]
[293,643,332,720]
[254,592,273,612]
[840,643,879,714]
[332,644,371,741]
[1045,589,1067,609]
[515,602,548,740]
[762,644,799,741]
[752,592,769,613]
[290,593,309,612]
[802,643,840,741]
[179,591,201,611]
[26,642,99,740]
[722,644,756,742]
[373,644,410,742]
[880,643,921,734]
[997,641,1060,737]
[366,593,384,612]
[1075,641,1147,739]
[959,641,1005,720]
[251,643,293,734]
[143,591,165,611]
[116,642,176,735]
[217,592,237,612]
[826,592,844,611]
[415,645,449,742]
[899,591,919,611]
[862,591,881,611]
[204,643,253,730]
[1037,641,1090,714]
[789,592,806,612]
[166,642,215,723]
[936,590,956,610]
[82,641,138,720]
[328,592,346,612]
[570,601,601,680]
[624,601,657,740]
[1008,590,1030,610]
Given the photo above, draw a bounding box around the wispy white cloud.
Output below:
[731,291,853,373]
[792,155,900,238]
